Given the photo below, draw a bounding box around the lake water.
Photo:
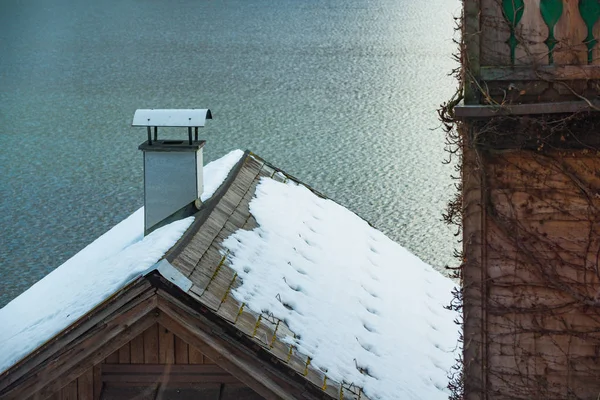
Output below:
[0,0,460,307]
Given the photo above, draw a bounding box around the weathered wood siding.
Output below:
[462,3,600,398]
[39,323,262,400]
[103,323,216,366]
[466,0,600,104]
[42,367,97,400]
[465,148,600,399]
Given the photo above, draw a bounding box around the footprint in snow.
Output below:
[356,337,381,357]
[362,321,379,333]
[361,284,379,298]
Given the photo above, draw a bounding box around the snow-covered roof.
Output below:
[0,149,244,375]
[223,177,457,400]
[165,153,460,400]
[0,150,459,400]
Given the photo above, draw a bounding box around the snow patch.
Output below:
[0,216,192,375]
[201,149,245,201]
[222,177,459,400]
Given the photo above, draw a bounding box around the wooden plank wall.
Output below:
[39,323,262,400]
[478,150,600,399]
[462,126,486,400]
[41,366,98,400]
[103,323,214,366]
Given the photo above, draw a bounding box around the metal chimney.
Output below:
[132,109,212,235]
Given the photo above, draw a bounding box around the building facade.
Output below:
[457,1,600,399]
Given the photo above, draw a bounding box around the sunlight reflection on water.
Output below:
[0,0,460,306]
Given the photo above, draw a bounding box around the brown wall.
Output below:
[104,322,212,366]
[464,148,600,399]
[40,323,262,400]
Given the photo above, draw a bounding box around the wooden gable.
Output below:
[0,275,334,400]
[44,322,261,400]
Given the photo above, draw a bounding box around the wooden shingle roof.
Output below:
[164,152,369,400]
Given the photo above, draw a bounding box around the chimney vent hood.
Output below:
[132,108,212,235]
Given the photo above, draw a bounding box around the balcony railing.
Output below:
[460,0,600,112]
[485,0,600,66]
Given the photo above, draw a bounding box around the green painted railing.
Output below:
[539,0,563,64]
[500,0,600,65]
[580,0,600,63]
[502,0,525,64]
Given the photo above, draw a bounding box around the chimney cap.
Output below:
[132,109,212,127]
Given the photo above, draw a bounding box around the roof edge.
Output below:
[0,277,154,392]
[146,271,336,400]
[249,152,330,200]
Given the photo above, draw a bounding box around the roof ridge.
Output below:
[249,152,330,200]
[250,153,378,230]
[164,150,251,263]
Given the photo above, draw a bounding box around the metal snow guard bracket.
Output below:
[132,109,212,127]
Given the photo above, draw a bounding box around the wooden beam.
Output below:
[0,295,158,400]
[101,364,228,375]
[155,290,323,400]
[462,125,487,400]
[480,64,600,81]
[0,278,152,392]
[454,100,600,118]
[101,363,240,384]
[103,374,239,384]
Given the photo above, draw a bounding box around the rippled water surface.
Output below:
[0,0,460,306]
